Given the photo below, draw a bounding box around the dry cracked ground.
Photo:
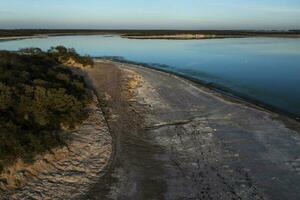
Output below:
[82,60,300,200]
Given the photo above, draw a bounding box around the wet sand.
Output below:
[81,60,300,200]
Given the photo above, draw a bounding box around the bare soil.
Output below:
[82,60,300,200]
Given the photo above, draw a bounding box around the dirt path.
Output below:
[83,60,300,200]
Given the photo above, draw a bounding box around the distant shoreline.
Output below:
[123,34,300,40]
[1,29,300,41]
[0,33,114,41]
[122,33,300,40]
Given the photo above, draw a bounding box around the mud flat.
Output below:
[122,33,300,40]
[0,94,112,199]
[83,60,300,200]
[123,34,225,40]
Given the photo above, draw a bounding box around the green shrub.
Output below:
[47,46,94,67]
[0,47,92,170]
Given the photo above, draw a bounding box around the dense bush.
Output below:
[47,46,94,67]
[0,47,92,171]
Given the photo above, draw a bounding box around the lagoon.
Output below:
[1,35,300,117]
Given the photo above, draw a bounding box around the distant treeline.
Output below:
[0,29,299,37]
[121,30,300,37]
[0,46,93,171]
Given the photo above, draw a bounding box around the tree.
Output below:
[0,83,12,110]
[0,47,92,170]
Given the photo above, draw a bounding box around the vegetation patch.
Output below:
[0,46,93,171]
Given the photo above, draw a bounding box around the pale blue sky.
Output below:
[0,0,299,29]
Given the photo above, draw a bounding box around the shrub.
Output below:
[0,47,92,170]
[47,46,94,67]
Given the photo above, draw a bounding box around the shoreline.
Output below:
[1,32,300,42]
[0,35,47,41]
[122,34,300,40]
[85,60,300,199]
[95,58,300,124]
[0,33,115,41]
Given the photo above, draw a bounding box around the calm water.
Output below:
[1,35,300,117]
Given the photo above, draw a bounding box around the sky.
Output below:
[0,0,300,30]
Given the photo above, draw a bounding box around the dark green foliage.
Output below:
[0,47,92,170]
[47,46,93,67]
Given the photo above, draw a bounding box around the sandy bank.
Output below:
[1,93,112,199]
[0,33,114,42]
[122,34,300,40]
[83,59,300,200]
[0,35,48,41]
[123,34,224,40]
